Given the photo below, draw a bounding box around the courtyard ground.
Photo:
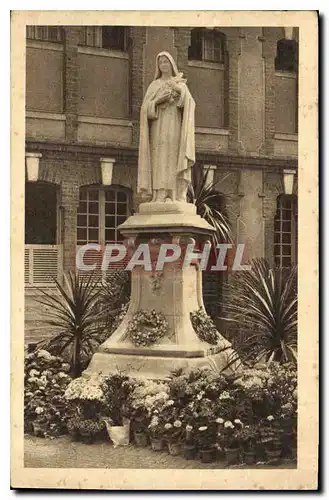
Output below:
[24,436,297,470]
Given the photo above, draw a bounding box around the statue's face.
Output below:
[158,55,173,76]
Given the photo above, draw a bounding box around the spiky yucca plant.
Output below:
[35,272,104,377]
[222,258,297,365]
[187,166,232,244]
[98,269,131,333]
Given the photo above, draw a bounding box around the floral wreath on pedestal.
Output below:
[190,307,220,345]
[126,309,168,347]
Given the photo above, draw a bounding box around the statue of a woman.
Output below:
[137,51,195,203]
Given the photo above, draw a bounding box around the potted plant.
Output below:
[237,425,259,466]
[148,422,166,452]
[76,418,105,444]
[164,420,184,456]
[129,406,150,447]
[183,425,197,460]
[219,421,241,466]
[195,424,216,463]
[32,415,49,437]
[260,419,282,464]
[100,373,137,448]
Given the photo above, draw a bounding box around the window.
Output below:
[78,26,127,51]
[77,186,131,246]
[274,195,298,267]
[275,39,298,72]
[25,183,58,244]
[26,26,64,43]
[188,28,225,63]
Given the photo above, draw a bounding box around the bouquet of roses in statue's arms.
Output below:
[157,74,187,104]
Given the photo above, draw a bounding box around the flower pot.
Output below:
[104,418,130,448]
[80,434,95,444]
[168,442,181,456]
[266,448,282,464]
[151,438,165,451]
[32,421,47,437]
[183,444,197,460]
[225,447,240,466]
[24,420,34,435]
[200,448,215,464]
[68,428,80,442]
[243,450,256,466]
[134,431,148,447]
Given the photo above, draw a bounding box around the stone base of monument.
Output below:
[86,348,238,381]
[84,201,239,380]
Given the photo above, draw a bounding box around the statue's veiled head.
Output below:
[154,51,180,79]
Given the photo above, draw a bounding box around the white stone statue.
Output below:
[138,51,195,203]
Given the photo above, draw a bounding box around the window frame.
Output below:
[78,26,128,52]
[26,26,64,43]
[188,28,225,65]
[274,194,298,268]
[77,185,132,246]
[275,38,298,73]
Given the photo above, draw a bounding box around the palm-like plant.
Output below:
[98,269,131,333]
[35,272,104,377]
[187,166,232,243]
[222,258,297,365]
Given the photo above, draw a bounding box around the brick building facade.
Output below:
[24,25,298,343]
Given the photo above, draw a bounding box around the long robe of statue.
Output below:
[137,51,196,203]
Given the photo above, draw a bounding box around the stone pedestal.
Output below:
[85,201,237,379]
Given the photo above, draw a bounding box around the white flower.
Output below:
[234,419,243,426]
[29,369,40,377]
[164,423,172,430]
[219,391,231,400]
[35,407,44,414]
[267,415,274,421]
[173,420,182,428]
[166,399,174,406]
[216,418,224,424]
[224,420,234,429]
[198,426,208,431]
[186,425,193,431]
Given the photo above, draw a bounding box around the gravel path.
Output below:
[24,436,297,470]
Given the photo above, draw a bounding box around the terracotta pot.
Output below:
[183,444,197,460]
[168,442,181,456]
[134,431,148,447]
[243,450,256,466]
[32,422,47,437]
[200,448,215,463]
[151,438,165,451]
[225,447,240,465]
[80,434,95,444]
[68,428,80,442]
[266,448,282,464]
[25,421,34,434]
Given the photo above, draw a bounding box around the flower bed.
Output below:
[24,349,73,437]
[25,349,297,465]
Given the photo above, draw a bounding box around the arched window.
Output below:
[274,195,298,267]
[188,28,225,63]
[275,39,298,72]
[78,26,128,51]
[77,185,132,246]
